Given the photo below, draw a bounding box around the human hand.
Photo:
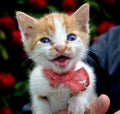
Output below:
[85,94,110,114]
[56,94,110,114]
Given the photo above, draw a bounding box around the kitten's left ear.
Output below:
[73,3,89,32]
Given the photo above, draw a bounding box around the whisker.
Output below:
[17,55,34,70]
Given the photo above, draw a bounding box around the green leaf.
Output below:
[102,9,112,19]
[47,5,59,12]
[1,48,8,60]
[17,0,27,4]
[90,22,97,38]
[0,95,11,106]
[0,30,6,40]
[0,43,8,60]
[14,81,29,97]
[83,0,100,11]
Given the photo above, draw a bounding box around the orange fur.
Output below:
[23,13,89,53]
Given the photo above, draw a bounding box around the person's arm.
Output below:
[88,26,120,114]
[86,32,110,96]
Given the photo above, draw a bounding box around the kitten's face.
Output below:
[16,3,89,73]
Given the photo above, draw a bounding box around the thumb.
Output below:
[85,94,110,114]
[94,94,110,114]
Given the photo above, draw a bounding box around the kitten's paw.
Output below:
[68,96,89,114]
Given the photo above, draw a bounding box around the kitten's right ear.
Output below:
[16,11,36,39]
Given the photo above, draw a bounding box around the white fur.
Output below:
[30,61,96,114]
[53,14,67,45]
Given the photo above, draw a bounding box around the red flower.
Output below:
[0,73,15,87]
[103,0,116,4]
[0,106,12,114]
[67,11,74,15]
[12,30,22,45]
[28,0,47,8]
[96,21,115,34]
[62,0,76,12]
[0,16,15,32]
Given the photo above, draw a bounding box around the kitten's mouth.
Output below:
[52,56,71,67]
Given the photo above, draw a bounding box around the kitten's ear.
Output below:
[73,3,89,32]
[16,11,36,39]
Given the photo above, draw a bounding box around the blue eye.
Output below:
[40,37,51,43]
[67,34,77,41]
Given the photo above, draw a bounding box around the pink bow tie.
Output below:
[43,67,90,93]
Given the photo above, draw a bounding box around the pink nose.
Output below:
[55,45,66,54]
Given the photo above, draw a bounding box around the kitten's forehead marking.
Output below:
[53,14,67,44]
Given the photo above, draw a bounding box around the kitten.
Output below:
[16,3,97,114]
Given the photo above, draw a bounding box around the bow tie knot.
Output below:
[43,67,90,93]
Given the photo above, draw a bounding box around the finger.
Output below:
[114,110,120,114]
[93,94,110,114]
[85,94,110,114]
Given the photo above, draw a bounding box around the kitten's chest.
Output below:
[48,84,71,113]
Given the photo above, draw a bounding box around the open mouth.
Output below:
[52,56,71,67]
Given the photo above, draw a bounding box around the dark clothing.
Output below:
[21,25,120,114]
[87,25,120,113]
[20,103,32,114]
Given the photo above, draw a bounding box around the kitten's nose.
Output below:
[55,44,66,55]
